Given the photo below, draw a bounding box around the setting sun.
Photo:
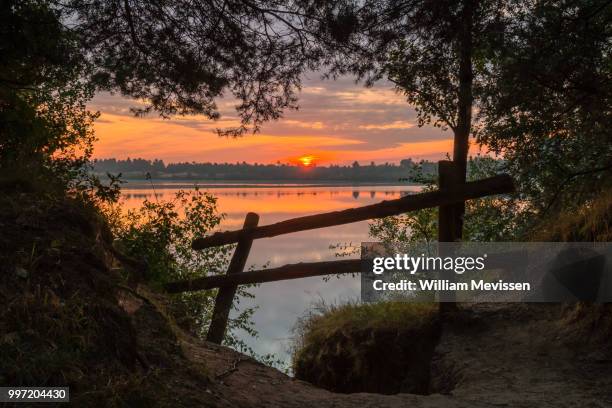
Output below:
[298,155,316,167]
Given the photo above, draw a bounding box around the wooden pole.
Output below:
[165,259,362,294]
[438,161,461,312]
[206,212,259,344]
[193,174,514,250]
[438,161,464,240]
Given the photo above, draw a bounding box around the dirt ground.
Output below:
[169,301,612,407]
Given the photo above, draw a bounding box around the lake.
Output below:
[119,181,421,365]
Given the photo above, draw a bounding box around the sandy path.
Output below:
[178,303,612,407]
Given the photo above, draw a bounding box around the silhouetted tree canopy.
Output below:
[2,0,610,223]
[477,0,612,214]
[0,0,96,171]
[299,0,611,223]
[61,0,323,136]
[1,0,323,175]
[299,0,511,172]
[293,0,511,241]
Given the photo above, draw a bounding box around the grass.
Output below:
[530,189,612,242]
[292,301,440,395]
[531,190,612,345]
[294,301,437,338]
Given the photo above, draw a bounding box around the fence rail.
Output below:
[165,259,362,293]
[165,161,515,344]
[192,173,513,250]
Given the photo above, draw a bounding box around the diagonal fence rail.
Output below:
[192,173,513,250]
[164,161,515,344]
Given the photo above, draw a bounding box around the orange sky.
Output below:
[90,76,484,165]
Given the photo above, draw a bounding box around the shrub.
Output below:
[530,189,612,243]
[108,189,259,352]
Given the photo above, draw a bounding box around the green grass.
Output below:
[294,301,436,338]
[292,301,440,395]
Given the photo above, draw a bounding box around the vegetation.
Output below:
[0,178,212,405]
[3,1,609,226]
[92,157,439,181]
[0,0,97,188]
[531,189,612,244]
[1,0,289,368]
[355,155,520,259]
[478,0,612,216]
[532,190,612,346]
[300,0,516,242]
[1,0,610,402]
[60,0,324,136]
[106,189,278,362]
[301,0,611,236]
[292,301,439,394]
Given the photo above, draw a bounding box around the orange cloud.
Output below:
[90,77,465,165]
[358,120,415,130]
[93,112,363,163]
[92,109,483,165]
[283,120,326,129]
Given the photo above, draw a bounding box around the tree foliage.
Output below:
[368,156,522,246]
[477,0,612,215]
[2,0,610,232]
[108,189,260,350]
[2,0,324,173]
[299,0,511,177]
[0,0,97,172]
[304,0,610,229]
[62,0,324,136]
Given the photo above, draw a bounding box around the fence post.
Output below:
[206,212,259,344]
[438,161,462,312]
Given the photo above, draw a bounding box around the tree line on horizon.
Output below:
[91,157,443,181]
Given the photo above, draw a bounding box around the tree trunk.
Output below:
[451,0,475,238]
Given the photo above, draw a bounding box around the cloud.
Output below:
[283,120,326,129]
[90,73,454,164]
[358,120,415,130]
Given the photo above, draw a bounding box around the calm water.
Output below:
[119,181,421,363]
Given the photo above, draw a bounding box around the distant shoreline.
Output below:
[119,179,422,189]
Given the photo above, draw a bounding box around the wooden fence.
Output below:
[164,160,515,344]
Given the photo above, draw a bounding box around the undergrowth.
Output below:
[533,190,612,345]
[105,187,283,369]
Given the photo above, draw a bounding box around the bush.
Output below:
[292,301,440,394]
[108,189,259,351]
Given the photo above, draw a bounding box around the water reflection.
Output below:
[119,182,421,362]
[121,186,410,202]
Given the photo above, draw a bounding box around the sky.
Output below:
[90,74,483,166]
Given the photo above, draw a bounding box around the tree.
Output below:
[2,0,326,177]
[477,0,612,218]
[0,0,96,173]
[301,0,508,239]
[61,0,322,136]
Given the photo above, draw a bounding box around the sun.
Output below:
[298,155,316,167]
